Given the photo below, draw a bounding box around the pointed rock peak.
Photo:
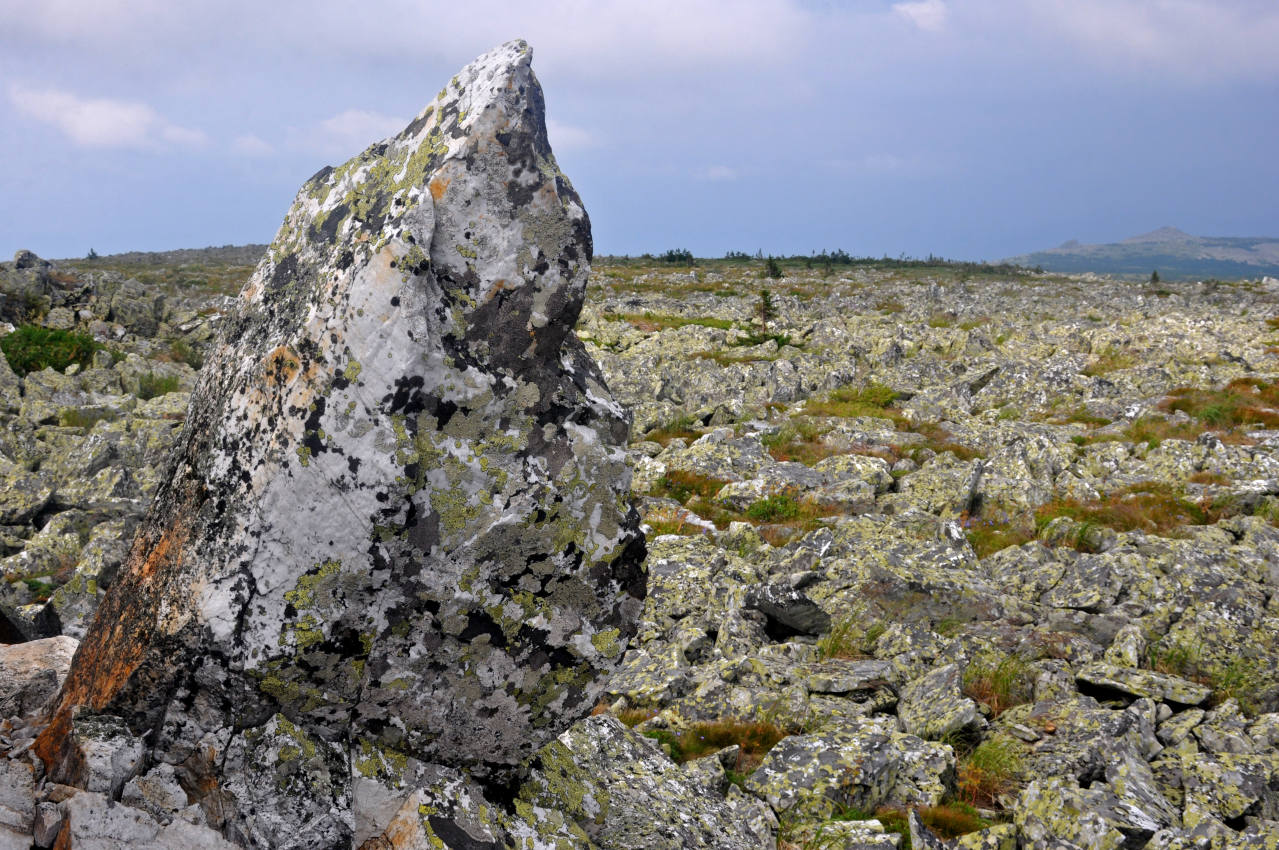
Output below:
[37,42,644,849]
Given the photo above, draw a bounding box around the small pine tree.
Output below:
[86,248,99,260]
[1150,269,1160,283]
[757,289,776,324]
[763,257,783,279]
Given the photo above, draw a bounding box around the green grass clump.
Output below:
[1035,482,1222,539]
[642,719,788,775]
[822,803,989,849]
[650,469,730,504]
[1161,378,1279,429]
[58,408,116,430]
[961,513,1037,558]
[817,618,884,660]
[805,382,898,419]
[746,493,801,522]
[957,735,1023,808]
[761,420,848,466]
[969,481,1233,558]
[165,338,204,370]
[137,372,182,400]
[962,654,1032,718]
[0,325,99,376]
[1082,345,1137,376]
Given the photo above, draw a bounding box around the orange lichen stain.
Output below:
[263,346,301,387]
[35,501,194,776]
[428,175,451,201]
[483,279,511,304]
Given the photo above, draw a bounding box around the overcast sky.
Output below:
[2,0,1276,261]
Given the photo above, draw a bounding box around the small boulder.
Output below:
[0,635,78,719]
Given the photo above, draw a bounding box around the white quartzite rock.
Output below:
[36,41,645,849]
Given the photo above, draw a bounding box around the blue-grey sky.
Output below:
[2,0,1276,261]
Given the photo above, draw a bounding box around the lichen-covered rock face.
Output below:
[36,40,644,847]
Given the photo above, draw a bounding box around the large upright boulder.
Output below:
[37,40,645,848]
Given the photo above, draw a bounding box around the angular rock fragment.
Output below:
[520,715,775,850]
[0,635,77,719]
[744,716,952,820]
[898,663,985,741]
[36,40,644,848]
[1076,662,1211,706]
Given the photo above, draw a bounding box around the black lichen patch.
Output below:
[301,397,329,459]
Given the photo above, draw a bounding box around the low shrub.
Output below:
[0,325,99,376]
[805,382,899,419]
[1082,345,1136,376]
[1035,482,1222,538]
[746,493,801,522]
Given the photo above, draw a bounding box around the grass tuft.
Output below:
[956,734,1023,809]
[962,654,1032,718]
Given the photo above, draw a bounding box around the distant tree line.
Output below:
[600,249,1040,277]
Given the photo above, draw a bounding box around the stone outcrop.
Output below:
[34,40,644,848]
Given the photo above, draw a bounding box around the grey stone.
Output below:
[1076,662,1211,706]
[0,759,35,833]
[38,41,644,849]
[32,801,62,847]
[0,635,78,719]
[521,715,774,850]
[57,790,237,850]
[744,582,830,635]
[898,662,984,741]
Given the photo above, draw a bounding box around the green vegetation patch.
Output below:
[1161,378,1279,429]
[641,719,788,777]
[604,311,735,333]
[956,734,1024,809]
[966,482,1232,558]
[650,469,731,504]
[805,383,898,419]
[1,325,100,376]
[745,493,801,522]
[817,618,885,660]
[963,654,1032,718]
[137,372,182,400]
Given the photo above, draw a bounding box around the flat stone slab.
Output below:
[803,659,897,695]
[1076,662,1211,705]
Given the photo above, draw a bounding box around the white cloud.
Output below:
[1024,0,1279,81]
[546,118,596,152]
[893,0,948,32]
[231,134,274,157]
[7,83,206,149]
[0,0,813,79]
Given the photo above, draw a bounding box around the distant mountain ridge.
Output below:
[54,244,268,266]
[1008,227,1279,280]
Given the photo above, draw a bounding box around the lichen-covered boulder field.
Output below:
[3,41,1279,850]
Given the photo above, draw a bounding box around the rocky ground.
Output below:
[4,248,1279,848]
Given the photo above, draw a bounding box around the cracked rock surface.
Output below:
[18,41,646,849]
